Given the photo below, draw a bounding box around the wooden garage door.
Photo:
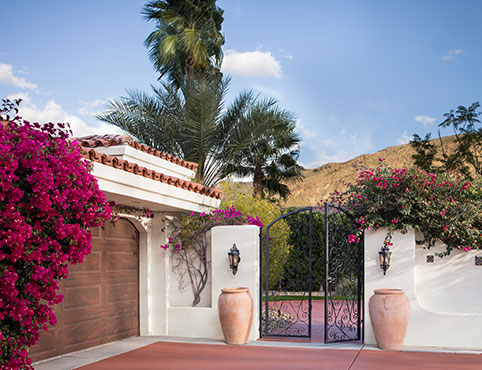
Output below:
[30,219,139,361]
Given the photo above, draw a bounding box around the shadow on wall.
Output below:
[414,231,482,314]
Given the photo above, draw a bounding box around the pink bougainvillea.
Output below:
[0,102,111,369]
[331,161,482,256]
[160,206,262,251]
[160,206,262,306]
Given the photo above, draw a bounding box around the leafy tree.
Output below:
[410,102,482,179]
[223,98,304,199]
[143,0,225,87]
[97,76,278,186]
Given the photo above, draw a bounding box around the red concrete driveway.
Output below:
[77,341,482,370]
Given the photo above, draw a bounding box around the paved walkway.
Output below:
[34,336,482,370]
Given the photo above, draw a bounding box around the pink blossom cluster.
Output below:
[160,206,262,251]
[333,162,482,254]
[0,118,111,369]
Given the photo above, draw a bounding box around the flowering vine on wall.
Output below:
[0,100,111,369]
[161,206,262,306]
[331,160,482,256]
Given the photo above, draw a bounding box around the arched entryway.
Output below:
[31,219,139,361]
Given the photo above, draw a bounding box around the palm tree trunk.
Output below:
[253,165,263,199]
[186,53,194,83]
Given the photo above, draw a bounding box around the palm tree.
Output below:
[222,99,304,199]
[96,76,279,187]
[142,0,225,87]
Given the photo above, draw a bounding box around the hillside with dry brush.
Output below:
[281,135,459,207]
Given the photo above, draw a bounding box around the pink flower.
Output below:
[0,110,111,367]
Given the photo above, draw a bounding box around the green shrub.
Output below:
[220,181,289,288]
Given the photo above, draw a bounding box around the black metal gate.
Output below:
[260,204,363,343]
[260,207,313,338]
[324,204,363,343]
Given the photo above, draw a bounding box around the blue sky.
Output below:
[1,0,481,168]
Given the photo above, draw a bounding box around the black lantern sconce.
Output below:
[228,244,241,275]
[379,245,392,275]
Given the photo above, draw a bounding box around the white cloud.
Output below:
[398,130,411,145]
[298,115,374,169]
[7,92,122,138]
[442,49,463,62]
[297,120,317,139]
[222,49,282,78]
[414,115,436,127]
[76,98,108,117]
[0,63,37,90]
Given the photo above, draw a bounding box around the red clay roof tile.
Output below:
[82,148,221,200]
[77,134,198,172]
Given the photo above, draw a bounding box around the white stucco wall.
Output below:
[168,230,213,308]
[122,215,167,337]
[365,228,482,350]
[92,162,219,213]
[415,235,482,314]
[166,225,260,341]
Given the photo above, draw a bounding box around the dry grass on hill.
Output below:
[281,135,459,207]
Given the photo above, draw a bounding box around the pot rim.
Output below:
[373,289,405,295]
[221,287,249,294]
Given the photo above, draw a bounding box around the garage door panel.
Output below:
[90,226,101,238]
[104,283,137,303]
[63,318,103,346]
[63,286,101,308]
[30,218,139,361]
[72,252,101,272]
[31,329,56,354]
[61,306,105,325]
[103,312,138,337]
[63,270,100,280]
[105,252,137,271]
[106,220,137,240]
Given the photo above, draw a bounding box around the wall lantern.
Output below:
[228,244,241,275]
[379,245,392,275]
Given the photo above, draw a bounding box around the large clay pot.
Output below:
[218,287,253,344]
[369,289,410,350]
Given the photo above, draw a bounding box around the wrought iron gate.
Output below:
[260,207,313,338]
[324,204,363,343]
[260,204,363,343]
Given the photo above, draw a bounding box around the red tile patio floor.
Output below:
[76,341,482,370]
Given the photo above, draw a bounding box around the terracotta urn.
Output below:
[368,289,410,350]
[218,287,253,345]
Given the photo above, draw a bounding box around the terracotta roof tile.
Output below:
[76,134,198,172]
[82,148,221,200]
